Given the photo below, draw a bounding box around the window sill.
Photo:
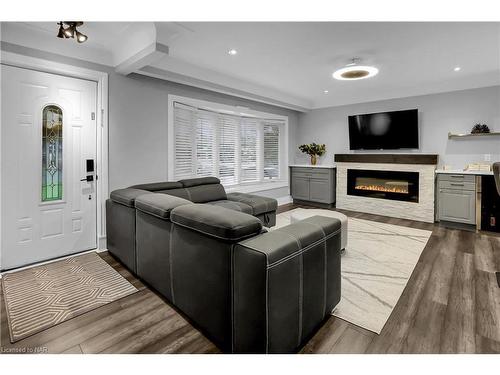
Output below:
[225,181,289,194]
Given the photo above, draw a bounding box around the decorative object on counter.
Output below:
[465,163,491,172]
[298,143,326,165]
[471,123,490,134]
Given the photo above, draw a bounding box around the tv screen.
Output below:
[348,109,419,150]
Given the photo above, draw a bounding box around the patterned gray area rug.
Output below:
[276,209,432,333]
[2,252,138,342]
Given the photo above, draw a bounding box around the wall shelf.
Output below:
[448,131,500,139]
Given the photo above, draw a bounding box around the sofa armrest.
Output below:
[135,193,192,220]
[170,204,262,241]
[232,215,342,353]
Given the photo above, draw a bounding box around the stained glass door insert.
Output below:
[42,105,63,201]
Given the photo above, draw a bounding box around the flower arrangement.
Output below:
[298,143,326,165]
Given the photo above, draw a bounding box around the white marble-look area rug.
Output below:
[275,209,432,334]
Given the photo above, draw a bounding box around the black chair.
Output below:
[494,162,500,195]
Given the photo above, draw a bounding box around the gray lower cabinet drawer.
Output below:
[438,181,476,191]
[438,188,475,224]
[437,174,475,183]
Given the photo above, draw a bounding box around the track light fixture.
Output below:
[56,22,87,43]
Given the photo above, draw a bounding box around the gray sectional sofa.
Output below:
[106,177,342,353]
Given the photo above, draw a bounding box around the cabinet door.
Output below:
[292,176,310,200]
[310,178,332,203]
[438,189,476,224]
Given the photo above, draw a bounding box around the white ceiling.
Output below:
[155,22,500,108]
[2,22,499,110]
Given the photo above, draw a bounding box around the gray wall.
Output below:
[295,86,500,168]
[3,41,499,197]
[1,42,299,195]
[109,73,299,193]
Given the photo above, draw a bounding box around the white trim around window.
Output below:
[167,95,289,194]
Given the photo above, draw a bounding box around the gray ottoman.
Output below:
[290,209,348,250]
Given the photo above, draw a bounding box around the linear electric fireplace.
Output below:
[347,169,419,203]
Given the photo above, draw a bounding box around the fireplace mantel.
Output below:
[334,154,438,165]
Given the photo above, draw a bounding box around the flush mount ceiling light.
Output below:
[454,66,461,72]
[333,58,379,81]
[228,49,238,56]
[56,22,87,43]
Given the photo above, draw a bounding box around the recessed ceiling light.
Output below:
[333,58,378,81]
[454,66,461,72]
[228,49,238,56]
[324,90,329,94]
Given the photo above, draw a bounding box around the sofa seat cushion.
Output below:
[171,204,262,241]
[130,181,183,192]
[135,193,192,220]
[110,188,150,207]
[226,192,278,215]
[207,200,253,214]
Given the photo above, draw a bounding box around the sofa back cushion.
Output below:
[176,177,227,203]
[110,188,150,207]
[179,177,220,188]
[171,204,262,241]
[128,177,227,203]
[186,184,227,203]
[135,193,192,220]
[158,188,191,200]
[130,181,183,192]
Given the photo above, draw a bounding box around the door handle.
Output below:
[80,175,94,182]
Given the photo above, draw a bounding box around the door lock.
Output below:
[80,175,94,182]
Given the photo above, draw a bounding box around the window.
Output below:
[42,105,63,201]
[171,100,287,188]
[263,122,280,180]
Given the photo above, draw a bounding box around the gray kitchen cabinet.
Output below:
[290,166,336,205]
[292,176,310,201]
[310,178,332,203]
[438,189,475,224]
[437,174,476,225]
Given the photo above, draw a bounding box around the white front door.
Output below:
[1,65,98,270]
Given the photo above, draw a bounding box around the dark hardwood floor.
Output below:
[1,203,499,354]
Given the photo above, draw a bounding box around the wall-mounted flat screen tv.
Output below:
[348,109,419,150]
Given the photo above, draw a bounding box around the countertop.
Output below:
[289,164,336,169]
[435,169,494,176]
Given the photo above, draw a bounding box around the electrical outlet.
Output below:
[484,154,491,161]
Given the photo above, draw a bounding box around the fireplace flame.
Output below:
[355,185,408,194]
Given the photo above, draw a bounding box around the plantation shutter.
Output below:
[172,101,284,186]
[218,114,239,186]
[195,109,217,178]
[173,104,195,180]
[263,121,281,179]
[240,118,261,183]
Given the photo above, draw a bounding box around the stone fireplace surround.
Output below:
[334,154,438,223]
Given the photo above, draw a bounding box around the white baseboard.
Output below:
[277,195,293,206]
[98,236,107,251]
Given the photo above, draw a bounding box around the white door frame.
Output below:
[1,51,109,251]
